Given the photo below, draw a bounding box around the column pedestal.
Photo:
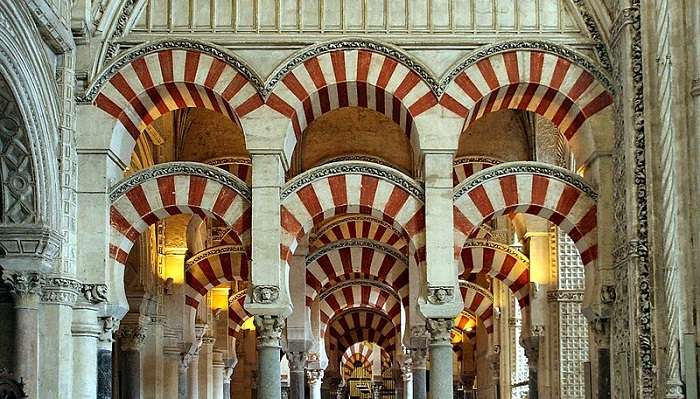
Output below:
[254,315,285,399]
[426,318,454,399]
[307,369,324,399]
[287,351,307,399]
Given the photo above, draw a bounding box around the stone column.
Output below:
[522,335,540,399]
[179,356,190,399]
[117,324,147,399]
[307,369,324,399]
[2,271,43,398]
[97,317,116,399]
[212,352,225,399]
[71,286,105,399]
[198,336,215,399]
[287,351,307,399]
[410,347,427,399]
[163,349,182,399]
[222,362,234,399]
[400,359,413,399]
[254,315,285,399]
[188,354,200,399]
[426,318,454,399]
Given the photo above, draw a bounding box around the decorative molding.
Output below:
[83,38,264,104]
[251,285,279,304]
[306,369,324,386]
[264,38,438,98]
[318,279,399,303]
[320,154,409,175]
[41,276,82,305]
[109,162,251,202]
[185,245,246,270]
[253,315,285,348]
[81,283,109,304]
[454,161,598,201]
[546,290,584,303]
[281,161,424,202]
[426,286,454,305]
[100,0,138,65]
[439,40,614,96]
[425,318,453,344]
[0,225,62,270]
[307,238,408,266]
[691,79,700,97]
[462,239,530,266]
[459,280,494,301]
[453,155,504,167]
[569,0,613,73]
[204,156,252,167]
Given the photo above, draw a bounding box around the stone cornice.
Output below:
[109,162,251,202]
[0,225,62,272]
[453,155,504,167]
[307,238,408,266]
[454,161,598,201]
[281,161,424,202]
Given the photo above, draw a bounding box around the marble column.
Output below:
[212,354,225,399]
[117,325,147,399]
[71,298,102,399]
[287,351,307,399]
[254,315,285,399]
[178,356,189,399]
[2,271,43,398]
[188,354,200,399]
[307,369,324,399]
[401,361,413,399]
[163,350,181,399]
[426,318,454,399]
[222,364,234,399]
[96,317,115,399]
[522,336,540,399]
[410,347,427,399]
[198,336,215,399]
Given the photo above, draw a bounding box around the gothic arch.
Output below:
[306,239,408,305]
[265,39,438,160]
[460,240,530,306]
[454,162,597,267]
[459,281,495,333]
[83,39,263,164]
[109,162,251,267]
[440,42,613,163]
[280,161,425,266]
[184,245,249,309]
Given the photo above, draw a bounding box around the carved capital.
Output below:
[81,283,108,304]
[287,351,307,372]
[409,347,427,369]
[521,336,540,368]
[306,369,324,386]
[41,276,82,305]
[253,315,284,348]
[1,271,44,307]
[425,318,453,345]
[251,285,279,304]
[116,324,148,351]
[99,316,117,344]
[426,286,453,305]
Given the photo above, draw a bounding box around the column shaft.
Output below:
[178,361,189,399]
[72,303,101,399]
[254,315,284,399]
[212,363,224,399]
[289,371,305,399]
[198,339,214,399]
[426,318,453,399]
[307,369,324,399]
[163,354,180,399]
[97,349,113,399]
[120,350,141,399]
[188,356,199,399]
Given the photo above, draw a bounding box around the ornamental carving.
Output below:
[116,324,148,351]
[459,281,494,301]
[409,347,428,369]
[81,283,108,304]
[306,369,324,386]
[454,162,598,201]
[281,161,424,202]
[546,290,584,303]
[185,245,247,270]
[427,286,454,305]
[251,285,279,304]
[307,238,407,266]
[41,277,82,305]
[253,315,285,348]
[425,318,453,344]
[1,271,44,299]
[0,75,36,224]
[109,162,251,203]
[286,351,307,372]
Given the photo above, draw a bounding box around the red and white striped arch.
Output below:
[228,290,251,337]
[281,162,425,266]
[454,311,479,333]
[206,157,252,185]
[267,45,438,158]
[109,163,251,267]
[441,49,613,152]
[311,215,409,256]
[319,284,402,340]
[328,309,398,355]
[454,162,597,268]
[306,240,408,305]
[184,245,249,309]
[91,42,263,164]
[453,156,502,187]
[341,342,374,380]
[460,240,530,306]
[459,282,495,333]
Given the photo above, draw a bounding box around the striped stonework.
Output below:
[228,289,251,337]
[453,156,503,187]
[328,309,397,355]
[267,44,438,157]
[460,240,530,307]
[184,245,249,309]
[205,157,253,185]
[109,163,251,267]
[281,161,425,267]
[441,49,613,144]
[454,162,597,268]
[305,239,408,305]
[311,215,409,256]
[89,41,262,163]
[342,342,374,380]
[459,281,495,333]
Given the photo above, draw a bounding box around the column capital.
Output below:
[306,369,324,386]
[98,316,117,344]
[287,351,307,372]
[1,271,44,307]
[254,315,285,348]
[41,276,82,305]
[116,323,148,351]
[409,347,428,369]
[425,317,453,346]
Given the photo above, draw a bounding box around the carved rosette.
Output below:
[306,369,324,386]
[426,286,454,305]
[1,271,44,307]
[251,285,279,304]
[425,318,453,345]
[253,315,284,348]
[287,351,307,372]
